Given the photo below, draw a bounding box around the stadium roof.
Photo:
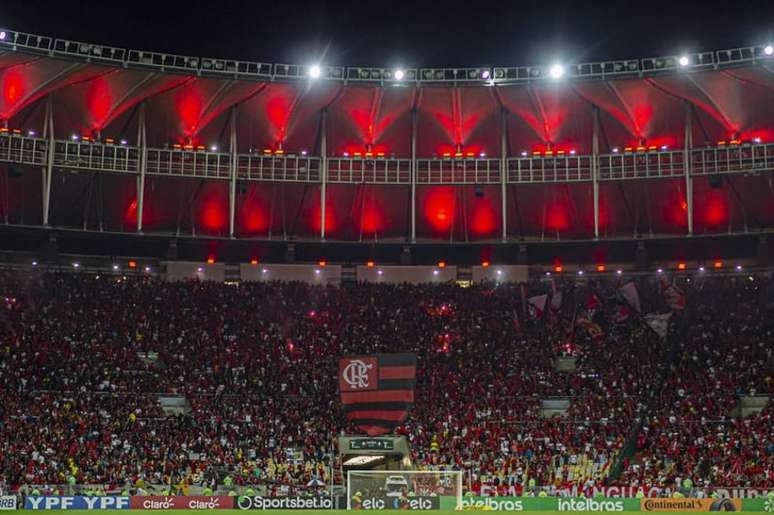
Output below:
[0,28,772,245]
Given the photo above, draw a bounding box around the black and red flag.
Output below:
[339,353,417,436]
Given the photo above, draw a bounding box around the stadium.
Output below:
[0,6,773,515]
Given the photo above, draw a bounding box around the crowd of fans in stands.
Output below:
[0,270,772,495]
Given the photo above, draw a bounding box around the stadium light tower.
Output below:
[309,64,322,79]
[765,45,774,56]
[394,69,405,81]
[678,55,690,67]
[549,63,565,79]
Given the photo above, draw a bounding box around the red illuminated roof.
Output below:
[0,28,771,243]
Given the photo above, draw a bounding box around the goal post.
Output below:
[346,470,463,510]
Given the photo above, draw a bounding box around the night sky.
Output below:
[3,0,773,68]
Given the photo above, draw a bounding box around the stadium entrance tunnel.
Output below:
[338,436,411,473]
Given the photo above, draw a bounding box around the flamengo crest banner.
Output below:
[340,354,417,436]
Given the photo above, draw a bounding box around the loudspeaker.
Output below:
[517,244,529,265]
[284,244,295,264]
[708,175,723,188]
[474,185,484,198]
[165,239,178,260]
[400,246,412,265]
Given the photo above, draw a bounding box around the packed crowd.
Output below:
[0,271,772,494]
[620,274,774,491]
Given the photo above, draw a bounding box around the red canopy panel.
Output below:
[322,184,410,240]
[0,164,43,226]
[414,185,502,241]
[573,79,686,149]
[234,82,341,153]
[415,87,500,157]
[506,183,595,240]
[327,85,415,157]
[499,84,594,154]
[1,60,108,121]
[51,70,189,136]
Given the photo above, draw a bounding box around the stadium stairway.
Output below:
[607,310,687,481]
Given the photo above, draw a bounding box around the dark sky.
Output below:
[3,0,774,68]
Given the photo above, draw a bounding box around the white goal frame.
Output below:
[346,469,463,510]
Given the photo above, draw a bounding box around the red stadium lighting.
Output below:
[207,257,215,265]
[714,260,723,269]
[250,259,258,265]
[554,265,563,273]
[128,260,137,269]
[367,261,375,268]
[438,261,446,268]
[596,264,606,272]
[677,262,686,270]
[481,261,490,267]
[318,260,327,267]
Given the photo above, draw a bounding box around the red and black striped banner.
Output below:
[339,353,417,436]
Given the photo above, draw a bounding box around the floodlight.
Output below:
[764,45,773,56]
[394,69,405,81]
[309,64,322,79]
[549,64,565,79]
[678,55,689,67]
[481,70,491,80]
[0,32,6,40]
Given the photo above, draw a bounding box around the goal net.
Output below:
[346,470,463,510]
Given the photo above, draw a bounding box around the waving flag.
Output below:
[662,282,687,311]
[339,354,417,436]
[644,312,673,339]
[527,294,549,319]
[618,282,641,313]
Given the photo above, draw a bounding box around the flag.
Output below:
[527,294,548,319]
[644,312,673,339]
[614,304,632,324]
[512,307,522,333]
[618,282,641,313]
[551,291,563,312]
[662,283,686,311]
[576,312,604,340]
[584,294,602,320]
[339,354,417,436]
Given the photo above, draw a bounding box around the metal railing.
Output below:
[2,133,774,184]
[328,158,411,184]
[507,155,593,183]
[1,27,773,85]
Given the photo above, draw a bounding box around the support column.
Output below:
[592,106,600,240]
[228,106,237,238]
[320,109,327,241]
[42,96,54,226]
[136,103,147,232]
[410,109,417,243]
[500,109,508,242]
[684,102,693,235]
